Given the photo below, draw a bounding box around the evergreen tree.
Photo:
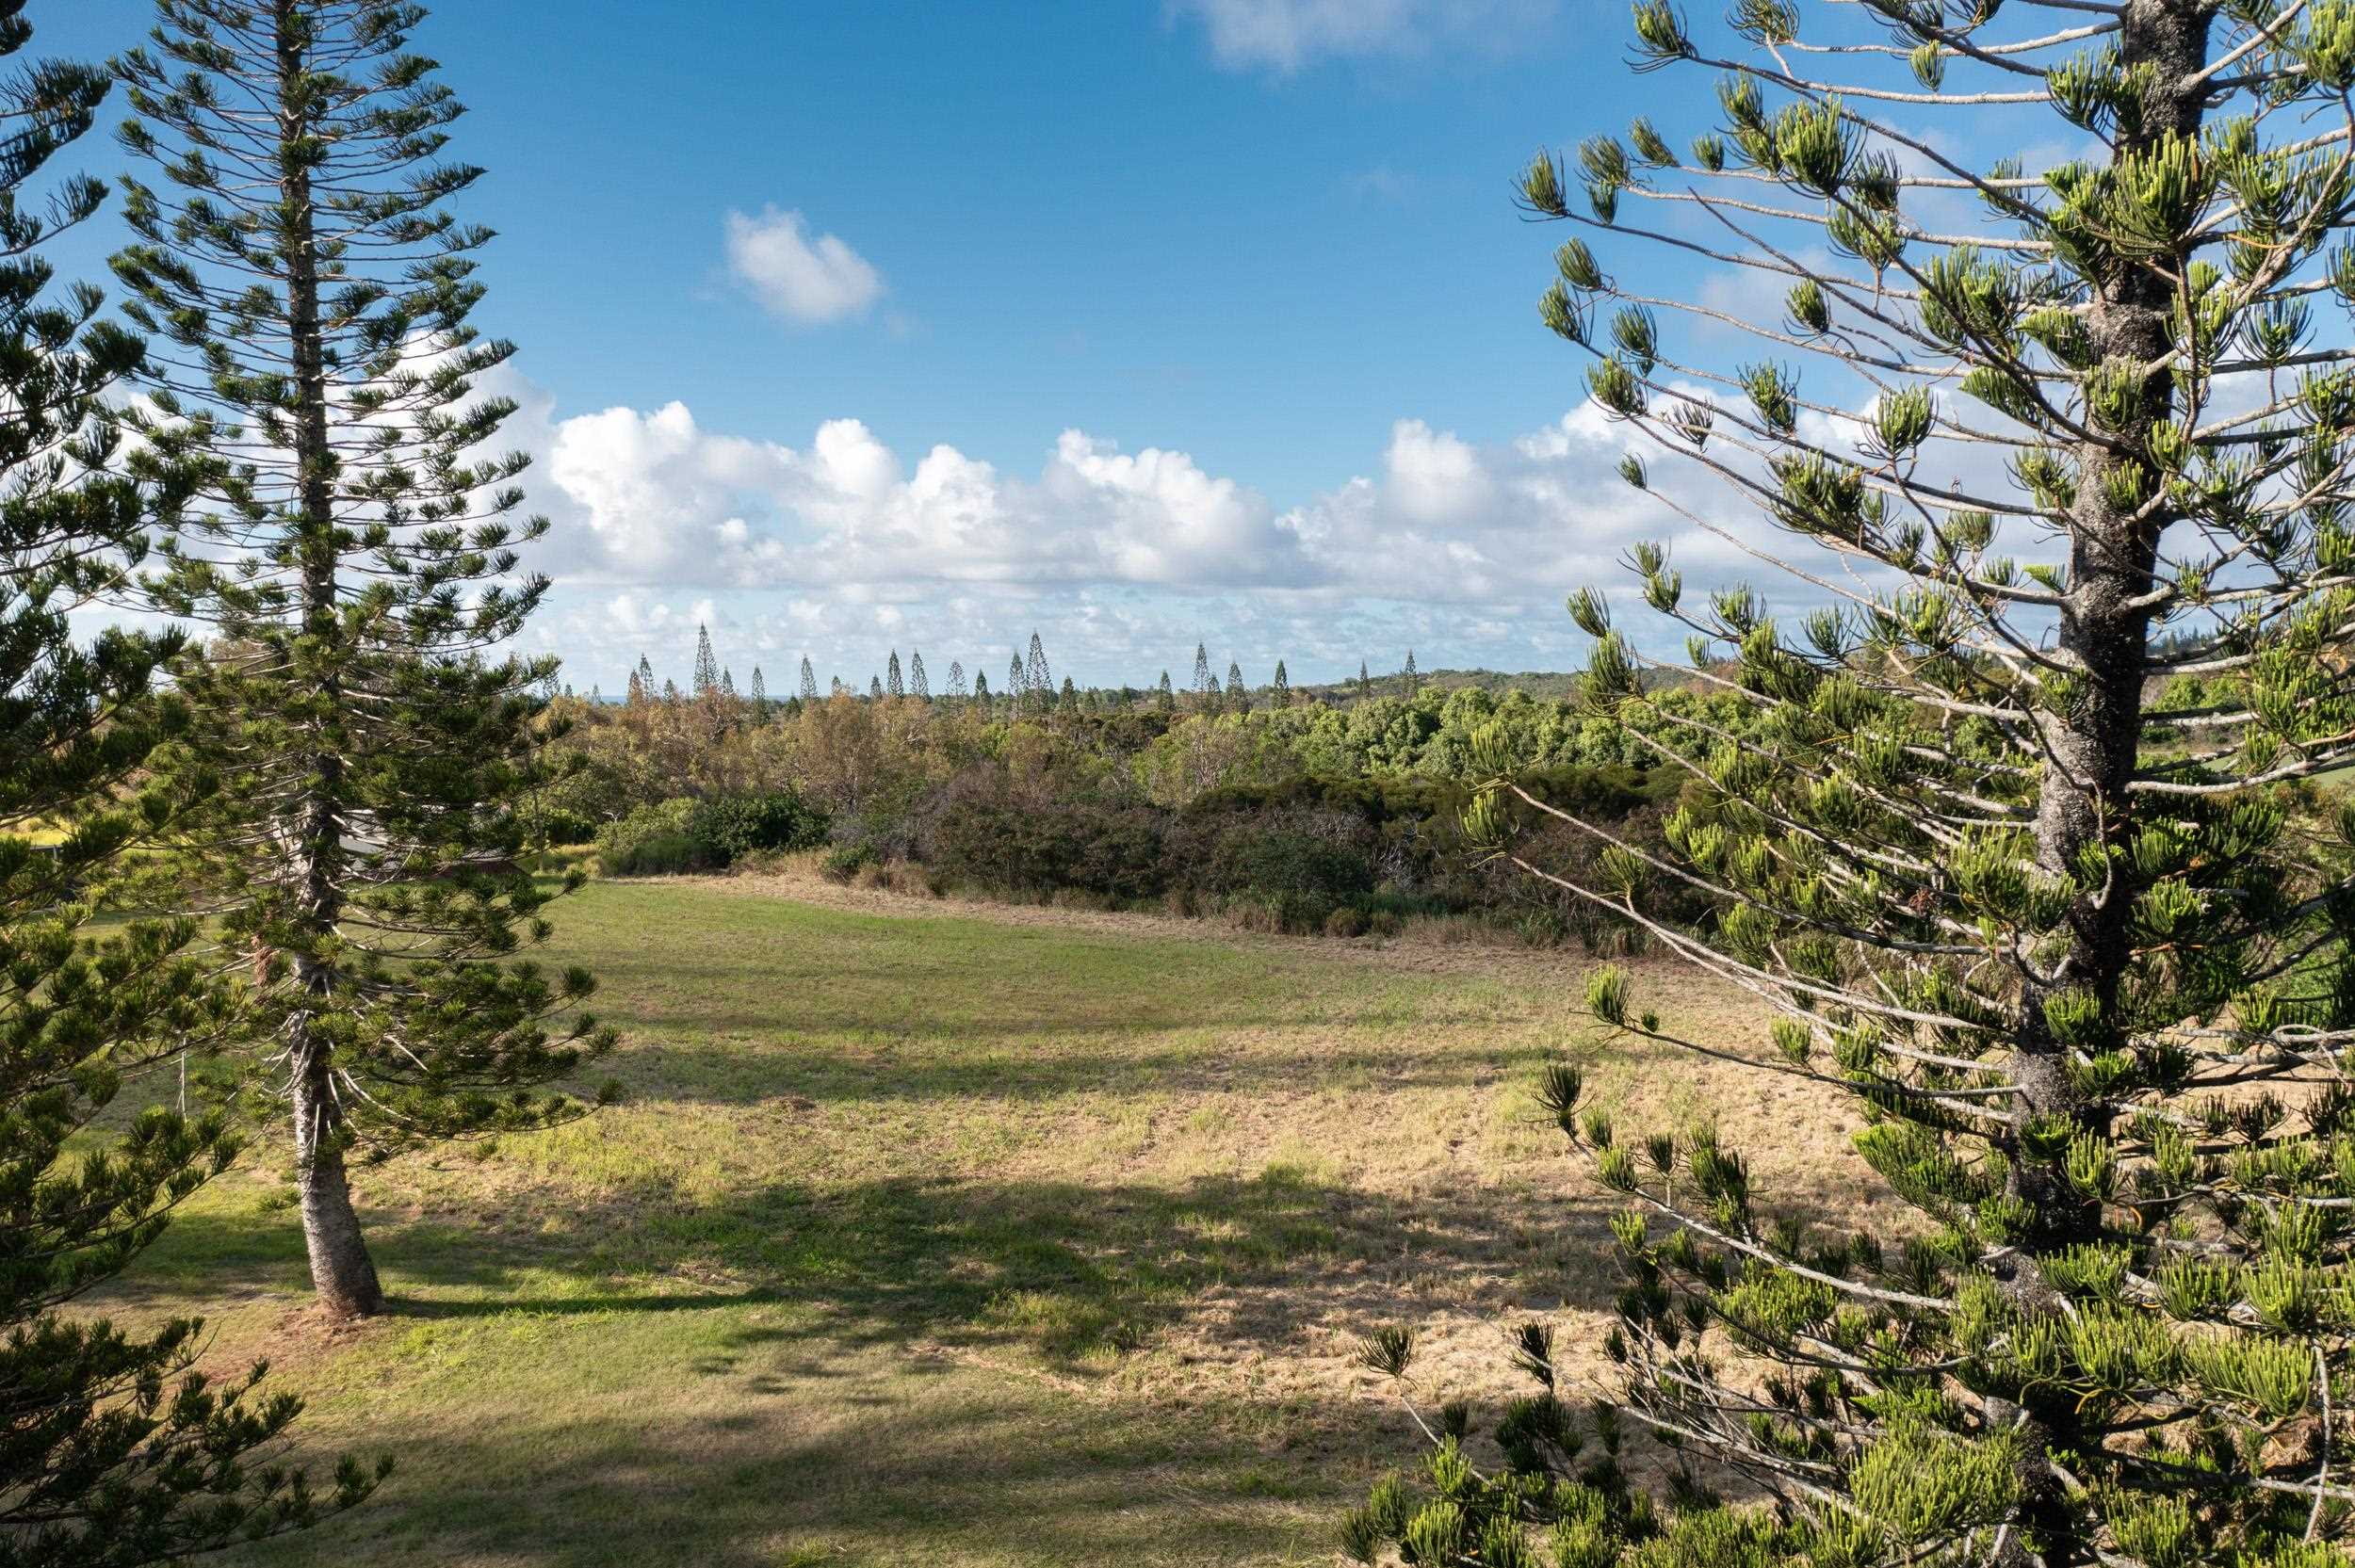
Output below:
[1024,631,1050,704]
[1058,675,1077,713]
[1401,649,1417,696]
[885,650,903,699]
[1272,659,1290,706]
[691,622,719,699]
[973,670,989,703]
[798,655,818,702]
[1348,5,2355,1564]
[829,675,844,698]
[0,7,381,1552]
[1008,652,1025,708]
[909,650,929,700]
[1157,671,1175,713]
[1191,641,1212,697]
[115,0,616,1317]
[636,653,655,698]
[1357,658,1372,703]
[749,665,766,718]
[663,678,680,703]
[868,674,884,700]
[946,658,964,702]
[625,667,644,705]
[719,667,735,699]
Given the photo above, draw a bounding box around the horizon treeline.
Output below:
[596,622,1522,712]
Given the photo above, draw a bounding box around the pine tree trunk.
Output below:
[1995,3,2212,1558]
[292,1037,382,1317]
[276,0,382,1317]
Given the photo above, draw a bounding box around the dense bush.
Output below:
[690,788,829,862]
[597,790,829,876]
[554,682,1733,941]
[597,799,704,876]
[820,841,878,881]
[925,796,1164,898]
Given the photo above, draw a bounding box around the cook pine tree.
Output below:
[1347,0,2355,1564]
[909,649,929,699]
[798,655,819,702]
[0,5,384,1554]
[113,0,616,1319]
[691,622,718,699]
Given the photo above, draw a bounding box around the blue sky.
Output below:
[45,0,1739,695]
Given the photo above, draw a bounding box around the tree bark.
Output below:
[292,1042,382,1317]
[1992,2,2213,1560]
[276,0,382,1317]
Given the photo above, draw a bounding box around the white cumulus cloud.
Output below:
[480,359,1917,690]
[723,205,885,325]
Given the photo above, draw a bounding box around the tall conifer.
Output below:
[691,622,718,699]
[114,0,616,1317]
[1348,1,2355,1560]
[0,4,380,1550]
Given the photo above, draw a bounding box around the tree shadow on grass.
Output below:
[219,1362,1400,1568]
[115,1164,1630,1372]
[597,1032,1572,1106]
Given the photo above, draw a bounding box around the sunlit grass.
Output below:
[89,877,1817,1566]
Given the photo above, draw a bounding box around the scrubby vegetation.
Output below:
[535,678,1739,943]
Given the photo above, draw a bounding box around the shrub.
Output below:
[820,841,877,882]
[926,797,1163,898]
[1323,906,1368,938]
[597,790,832,876]
[527,804,602,848]
[878,860,940,897]
[597,798,707,876]
[688,789,828,863]
[602,831,700,877]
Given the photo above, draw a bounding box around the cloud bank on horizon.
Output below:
[500,357,1816,696]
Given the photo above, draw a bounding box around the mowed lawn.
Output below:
[99,874,1854,1567]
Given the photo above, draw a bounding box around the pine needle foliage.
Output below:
[1350,1,2355,1564]
[0,2,381,1554]
[109,0,616,1317]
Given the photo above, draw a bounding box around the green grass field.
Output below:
[100,874,1839,1566]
